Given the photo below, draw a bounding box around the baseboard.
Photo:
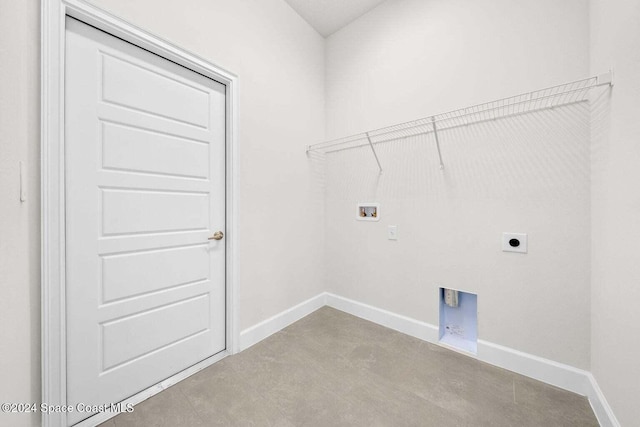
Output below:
[478,342,618,427]
[239,292,619,427]
[238,293,326,351]
[477,339,592,395]
[324,293,440,343]
[324,292,618,427]
[584,373,621,427]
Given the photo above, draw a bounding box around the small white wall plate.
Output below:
[502,232,527,253]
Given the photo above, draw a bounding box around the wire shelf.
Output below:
[307,72,613,171]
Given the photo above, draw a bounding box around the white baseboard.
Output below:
[326,292,619,427]
[238,293,326,351]
[585,373,621,427]
[239,292,619,427]
[476,340,620,426]
[324,293,439,343]
[477,339,591,395]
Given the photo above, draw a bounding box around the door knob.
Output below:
[208,231,224,241]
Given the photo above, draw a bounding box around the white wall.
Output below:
[0,1,41,427]
[590,0,640,424]
[0,1,325,426]
[324,0,592,369]
[326,0,590,139]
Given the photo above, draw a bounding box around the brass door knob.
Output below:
[209,231,224,241]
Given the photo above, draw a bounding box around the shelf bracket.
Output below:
[431,117,445,170]
[365,132,383,174]
[596,69,614,87]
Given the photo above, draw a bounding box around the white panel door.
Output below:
[65,18,226,425]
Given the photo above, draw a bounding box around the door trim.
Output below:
[41,1,239,426]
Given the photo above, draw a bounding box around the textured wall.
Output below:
[590,0,640,424]
[0,1,41,426]
[324,0,592,369]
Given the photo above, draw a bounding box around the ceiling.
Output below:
[284,0,388,37]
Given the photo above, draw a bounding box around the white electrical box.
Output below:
[387,225,398,240]
[356,202,380,221]
[502,232,527,253]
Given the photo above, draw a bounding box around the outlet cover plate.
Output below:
[388,225,398,240]
[502,232,527,253]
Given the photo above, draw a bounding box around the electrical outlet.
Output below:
[502,232,527,253]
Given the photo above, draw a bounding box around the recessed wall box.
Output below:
[439,288,478,355]
[356,203,380,221]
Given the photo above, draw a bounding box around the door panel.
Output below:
[101,245,209,302]
[101,294,211,371]
[102,122,210,179]
[101,53,211,127]
[65,17,226,426]
[101,189,209,235]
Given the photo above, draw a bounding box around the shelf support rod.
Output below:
[365,132,383,174]
[431,117,445,170]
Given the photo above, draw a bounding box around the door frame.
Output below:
[41,1,239,426]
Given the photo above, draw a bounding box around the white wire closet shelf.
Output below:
[307,71,613,172]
